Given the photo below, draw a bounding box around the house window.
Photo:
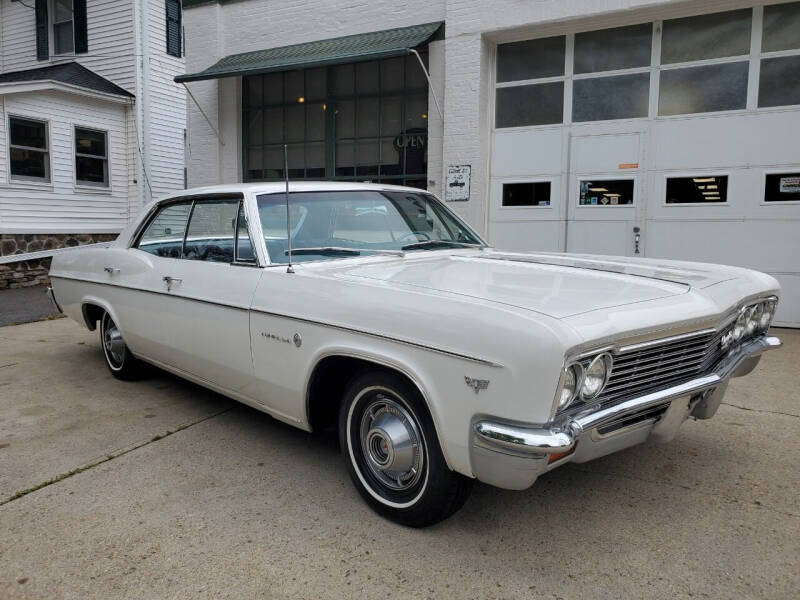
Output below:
[53,0,74,55]
[579,179,634,206]
[75,127,109,187]
[764,173,800,203]
[502,182,552,206]
[666,175,728,204]
[9,117,50,183]
[166,0,182,58]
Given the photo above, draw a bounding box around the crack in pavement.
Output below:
[0,406,234,507]
[721,401,799,419]
[570,466,798,519]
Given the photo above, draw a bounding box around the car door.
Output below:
[122,194,262,392]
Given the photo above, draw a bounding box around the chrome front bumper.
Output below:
[471,334,781,490]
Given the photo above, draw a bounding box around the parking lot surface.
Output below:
[0,318,798,599]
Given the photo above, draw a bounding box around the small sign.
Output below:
[779,176,800,193]
[618,162,639,169]
[445,165,471,202]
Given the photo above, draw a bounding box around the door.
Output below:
[121,196,262,391]
[566,131,646,257]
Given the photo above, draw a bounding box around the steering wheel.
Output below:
[397,231,432,243]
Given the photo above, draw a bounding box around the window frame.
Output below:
[760,169,800,205]
[499,179,554,210]
[662,172,731,207]
[576,177,637,208]
[74,125,109,189]
[51,0,75,57]
[8,115,51,184]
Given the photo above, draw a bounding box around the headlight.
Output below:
[759,299,777,331]
[733,309,747,341]
[558,363,581,410]
[745,304,762,336]
[581,353,612,400]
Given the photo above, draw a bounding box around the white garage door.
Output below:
[488,4,800,327]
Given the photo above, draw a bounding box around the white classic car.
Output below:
[49,182,781,526]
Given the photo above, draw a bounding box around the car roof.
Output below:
[157,180,431,201]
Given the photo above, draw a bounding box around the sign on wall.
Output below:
[445,165,471,202]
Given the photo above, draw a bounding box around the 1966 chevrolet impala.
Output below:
[49,182,781,526]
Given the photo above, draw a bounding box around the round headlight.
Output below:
[558,364,580,410]
[581,353,612,400]
[733,309,747,341]
[745,304,761,336]
[759,299,776,331]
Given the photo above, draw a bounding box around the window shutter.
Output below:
[35,0,49,61]
[74,0,88,54]
[166,0,182,58]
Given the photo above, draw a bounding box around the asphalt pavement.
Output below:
[0,318,797,599]
[0,286,60,327]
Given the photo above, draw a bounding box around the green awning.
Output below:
[175,22,443,83]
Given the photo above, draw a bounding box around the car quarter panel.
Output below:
[244,262,575,477]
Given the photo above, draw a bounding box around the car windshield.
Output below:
[256,190,485,263]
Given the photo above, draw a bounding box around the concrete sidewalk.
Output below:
[0,319,798,599]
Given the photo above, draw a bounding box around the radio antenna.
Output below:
[284,143,294,274]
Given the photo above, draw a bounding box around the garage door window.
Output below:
[666,176,728,204]
[764,173,800,203]
[502,182,552,207]
[579,180,634,206]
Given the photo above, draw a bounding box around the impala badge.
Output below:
[465,376,489,394]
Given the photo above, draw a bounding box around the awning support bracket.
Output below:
[408,48,443,121]
[181,82,225,146]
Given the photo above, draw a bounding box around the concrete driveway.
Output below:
[0,319,798,599]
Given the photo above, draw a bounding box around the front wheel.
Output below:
[339,371,473,527]
[100,311,145,380]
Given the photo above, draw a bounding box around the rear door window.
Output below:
[136,202,192,258]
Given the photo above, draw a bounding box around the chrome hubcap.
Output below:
[359,394,424,491]
[103,316,125,368]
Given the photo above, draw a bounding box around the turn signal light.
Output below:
[548,446,576,464]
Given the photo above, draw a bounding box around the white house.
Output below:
[0,0,186,287]
[178,0,800,327]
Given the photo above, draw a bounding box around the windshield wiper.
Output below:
[286,247,404,256]
[400,240,482,251]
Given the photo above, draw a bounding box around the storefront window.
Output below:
[243,54,428,189]
[579,179,634,206]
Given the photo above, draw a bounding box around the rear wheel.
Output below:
[339,371,473,527]
[100,312,145,380]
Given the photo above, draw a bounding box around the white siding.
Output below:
[0,91,132,233]
[0,0,137,93]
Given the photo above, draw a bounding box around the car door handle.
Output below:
[163,276,183,291]
[104,267,120,275]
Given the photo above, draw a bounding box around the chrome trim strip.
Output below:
[48,274,503,368]
[46,286,63,313]
[616,327,717,354]
[475,334,781,456]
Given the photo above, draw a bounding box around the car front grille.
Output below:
[597,322,734,405]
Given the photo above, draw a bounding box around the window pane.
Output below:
[246,76,263,108]
[10,118,46,149]
[76,128,106,158]
[381,97,403,138]
[764,173,800,202]
[334,100,355,139]
[54,0,72,22]
[263,73,283,105]
[357,97,379,137]
[661,9,751,63]
[405,54,427,90]
[76,156,107,185]
[264,146,283,179]
[284,70,304,103]
[137,202,192,258]
[381,57,404,93]
[659,62,748,116]
[287,144,304,178]
[495,82,564,128]
[306,143,325,177]
[502,182,552,206]
[357,139,379,176]
[497,36,565,82]
[759,55,800,108]
[184,201,238,262]
[574,24,652,74]
[356,61,379,95]
[246,146,263,179]
[404,95,428,131]
[246,110,263,145]
[54,21,74,54]
[264,107,283,144]
[335,141,354,176]
[762,2,800,52]
[331,64,353,97]
[304,67,326,101]
[285,105,304,143]
[573,73,649,121]
[10,148,47,179]
[380,138,401,175]
[235,203,256,262]
[666,175,728,204]
[579,180,634,206]
[305,103,325,142]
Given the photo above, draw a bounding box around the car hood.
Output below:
[333,250,739,319]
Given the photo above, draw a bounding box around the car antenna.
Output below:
[284,143,294,274]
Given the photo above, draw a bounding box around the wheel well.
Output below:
[81,303,105,331]
[306,356,424,432]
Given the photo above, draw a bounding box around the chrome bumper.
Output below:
[471,334,781,489]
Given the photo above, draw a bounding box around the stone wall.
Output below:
[0,234,118,289]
